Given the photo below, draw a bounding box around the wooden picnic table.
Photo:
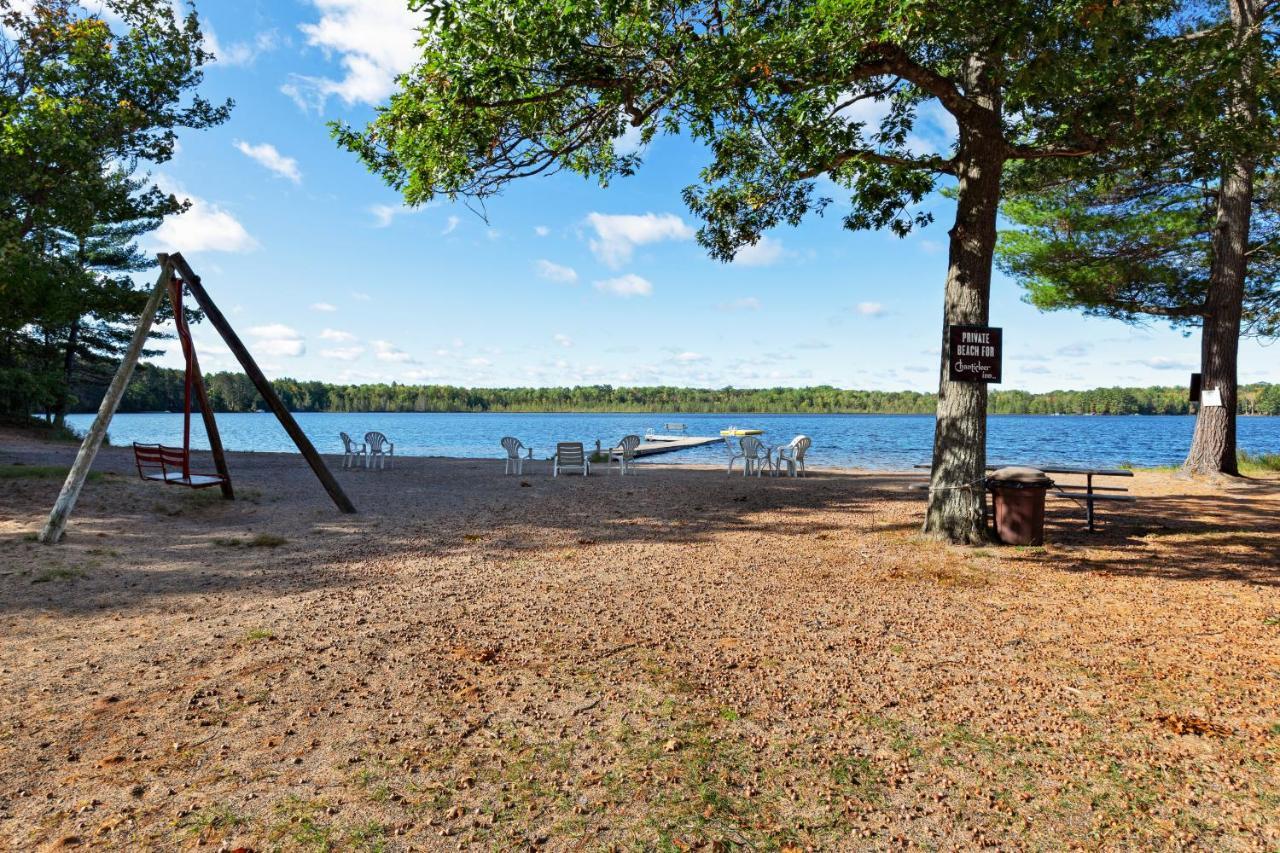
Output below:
[914,464,1136,531]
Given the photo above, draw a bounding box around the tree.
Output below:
[998,0,1280,476]
[334,0,1176,542]
[36,169,183,422]
[0,0,230,417]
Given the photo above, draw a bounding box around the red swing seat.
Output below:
[132,443,227,488]
[132,276,232,492]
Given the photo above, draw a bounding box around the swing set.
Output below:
[38,252,356,545]
[131,272,232,491]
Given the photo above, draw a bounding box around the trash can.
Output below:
[987,466,1053,545]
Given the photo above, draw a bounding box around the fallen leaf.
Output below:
[1155,713,1231,737]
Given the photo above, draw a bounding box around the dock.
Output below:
[632,434,726,457]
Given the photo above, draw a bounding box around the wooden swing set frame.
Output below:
[38,252,356,545]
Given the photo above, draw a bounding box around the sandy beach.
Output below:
[1,429,1278,850]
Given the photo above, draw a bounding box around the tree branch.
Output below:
[1005,141,1105,161]
[797,148,956,178]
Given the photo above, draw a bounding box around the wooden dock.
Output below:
[632,434,726,457]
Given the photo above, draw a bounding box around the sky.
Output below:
[94,0,1277,392]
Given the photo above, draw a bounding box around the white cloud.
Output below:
[594,274,653,298]
[311,302,337,312]
[553,333,572,348]
[835,93,894,128]
[835,94,957,159]
[675,351,707,363]
[321,346,365,360]
[1141,356,1196,371]
[352,292,371,301]
[906,100,959,157]
[585,212,693,268]
[614,120,644,156]
[536,259,578,284]
[467,357,492,367]
[442,215,460,235]
[856,302,885,316]
[733,236,783,267]
[234,140,302,184]
[320,329,356,342]
[152,177,258,254]
[206,28,278,67]
[247,324,305,358]
[372,340,414,363]
[534,225,550,237]
[719,297,761,312]
[369,203,427,228]
[284,0,422,110]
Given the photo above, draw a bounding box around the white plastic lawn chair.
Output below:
[724,436,746,475]
[340,432,366,469]
[553,442,590,477]
[739,435,769,477]
[609,434,642,475]
[775,435,812,477]
[501,436,528,475]
[364,431,394,470]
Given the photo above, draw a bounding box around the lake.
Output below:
[65,412,1280,471]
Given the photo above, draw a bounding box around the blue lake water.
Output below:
[66,412,1280,471]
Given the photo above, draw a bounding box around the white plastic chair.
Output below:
[364,431,394,470]
[553,442,590,477]
[739,435,769,477]
[724,436,745,475]
[775,435,812,477]
[609,434,642,475]
[340,432,366,469]
[501,436,527,475]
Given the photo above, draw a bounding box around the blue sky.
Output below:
[131,0,1277,392]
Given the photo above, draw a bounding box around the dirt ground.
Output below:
[1,429,1278,851]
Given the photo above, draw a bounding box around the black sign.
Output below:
[948,325,1002,383]
[1189,372,1202,403]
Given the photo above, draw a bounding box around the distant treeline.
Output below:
[66,365,1280,416]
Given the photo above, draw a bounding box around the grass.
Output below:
[177,803,244,839]
[1120,451,1280,475]
[1238,450,1280,473]
[1119,461,1179,473]
[266,796,334,849]
[0,465,102,482]
[214,533,288,548]
[0,416,84,443]
[830,754,884,802]
[243,628,276,643]
[32,567,86,584]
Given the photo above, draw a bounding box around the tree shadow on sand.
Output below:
[1042,478,1280,586]
[4,445,1279,617]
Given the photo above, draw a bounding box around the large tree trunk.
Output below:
[1183,0,1258,477]
[1184,153,1252,475]
[924,57,1003,544]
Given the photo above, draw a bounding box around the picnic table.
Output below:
[914,464,1136,531]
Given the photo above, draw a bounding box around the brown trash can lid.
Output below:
[988,466,1053,487]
